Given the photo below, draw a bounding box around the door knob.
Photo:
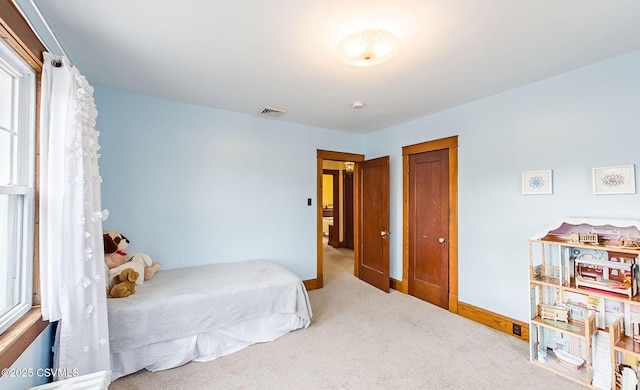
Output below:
[381,230,388,238]
[438,237,445,243]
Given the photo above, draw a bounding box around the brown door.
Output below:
[357,156,390,292]
[343,173,354,249]
[408,149,449,308]
[323,169,340,248]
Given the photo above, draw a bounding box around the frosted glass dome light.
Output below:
[337,28,400,67]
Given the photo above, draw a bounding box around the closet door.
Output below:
[408,149,449,309]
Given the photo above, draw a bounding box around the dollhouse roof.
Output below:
[531,217,640,241]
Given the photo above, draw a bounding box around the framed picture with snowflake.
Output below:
[592,164,636,194]
[522,170,552,194]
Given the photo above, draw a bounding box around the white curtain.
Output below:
[39,52,110,379]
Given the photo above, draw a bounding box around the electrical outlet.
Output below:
[512,323,522,336]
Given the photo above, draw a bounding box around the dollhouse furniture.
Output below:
[529,218,640,389]
[574,252,636,299]
[107,260,312,381]
[570,232,599,245]
[554,349,586,369]
[538,304,569,323]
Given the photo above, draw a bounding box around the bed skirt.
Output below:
[111,312,306,381]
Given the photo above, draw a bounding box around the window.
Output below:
[0,37,36,335]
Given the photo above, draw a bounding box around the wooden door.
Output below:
[357,156,390,292]
[343,173,354,249]
[323,169,340,248]
[408,149,449,308]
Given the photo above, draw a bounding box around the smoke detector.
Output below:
[351,101,365,109]
[259,106,287,118]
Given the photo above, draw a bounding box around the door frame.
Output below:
[402,136,459,313]
[316,150,365,289]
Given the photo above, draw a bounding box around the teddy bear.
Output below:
[108,268,139,298]
[103,230,161,288]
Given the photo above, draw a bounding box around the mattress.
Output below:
[107,260,312,380]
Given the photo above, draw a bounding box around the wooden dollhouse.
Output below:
[529,218,640,389]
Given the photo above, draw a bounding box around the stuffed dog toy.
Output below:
[103,230,161,289]
[108,268,139,298]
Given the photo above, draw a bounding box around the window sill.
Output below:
[0,307,49,373]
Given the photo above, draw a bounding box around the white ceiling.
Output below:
[19,0,640,133]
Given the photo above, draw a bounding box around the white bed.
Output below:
[107,259,313,381]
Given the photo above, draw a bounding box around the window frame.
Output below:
[0,0,48,373]
[0,37,36,335]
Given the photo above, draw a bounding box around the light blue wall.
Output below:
[0,324,54,390]
[95,88,364,280]
[364,50,640,321]
[94,50,640,323]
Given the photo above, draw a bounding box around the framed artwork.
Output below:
[592,164,636,195]
[522,170,552,195]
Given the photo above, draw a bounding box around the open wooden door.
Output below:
[357,156,390,292]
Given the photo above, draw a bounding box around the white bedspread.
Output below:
[107,260,312,355]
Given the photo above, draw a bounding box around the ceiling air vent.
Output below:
[259,106,287,118]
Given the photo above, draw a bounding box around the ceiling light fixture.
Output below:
[344,162,355,175]
[337,28,400,67]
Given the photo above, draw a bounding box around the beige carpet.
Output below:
[109,243,586,389]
